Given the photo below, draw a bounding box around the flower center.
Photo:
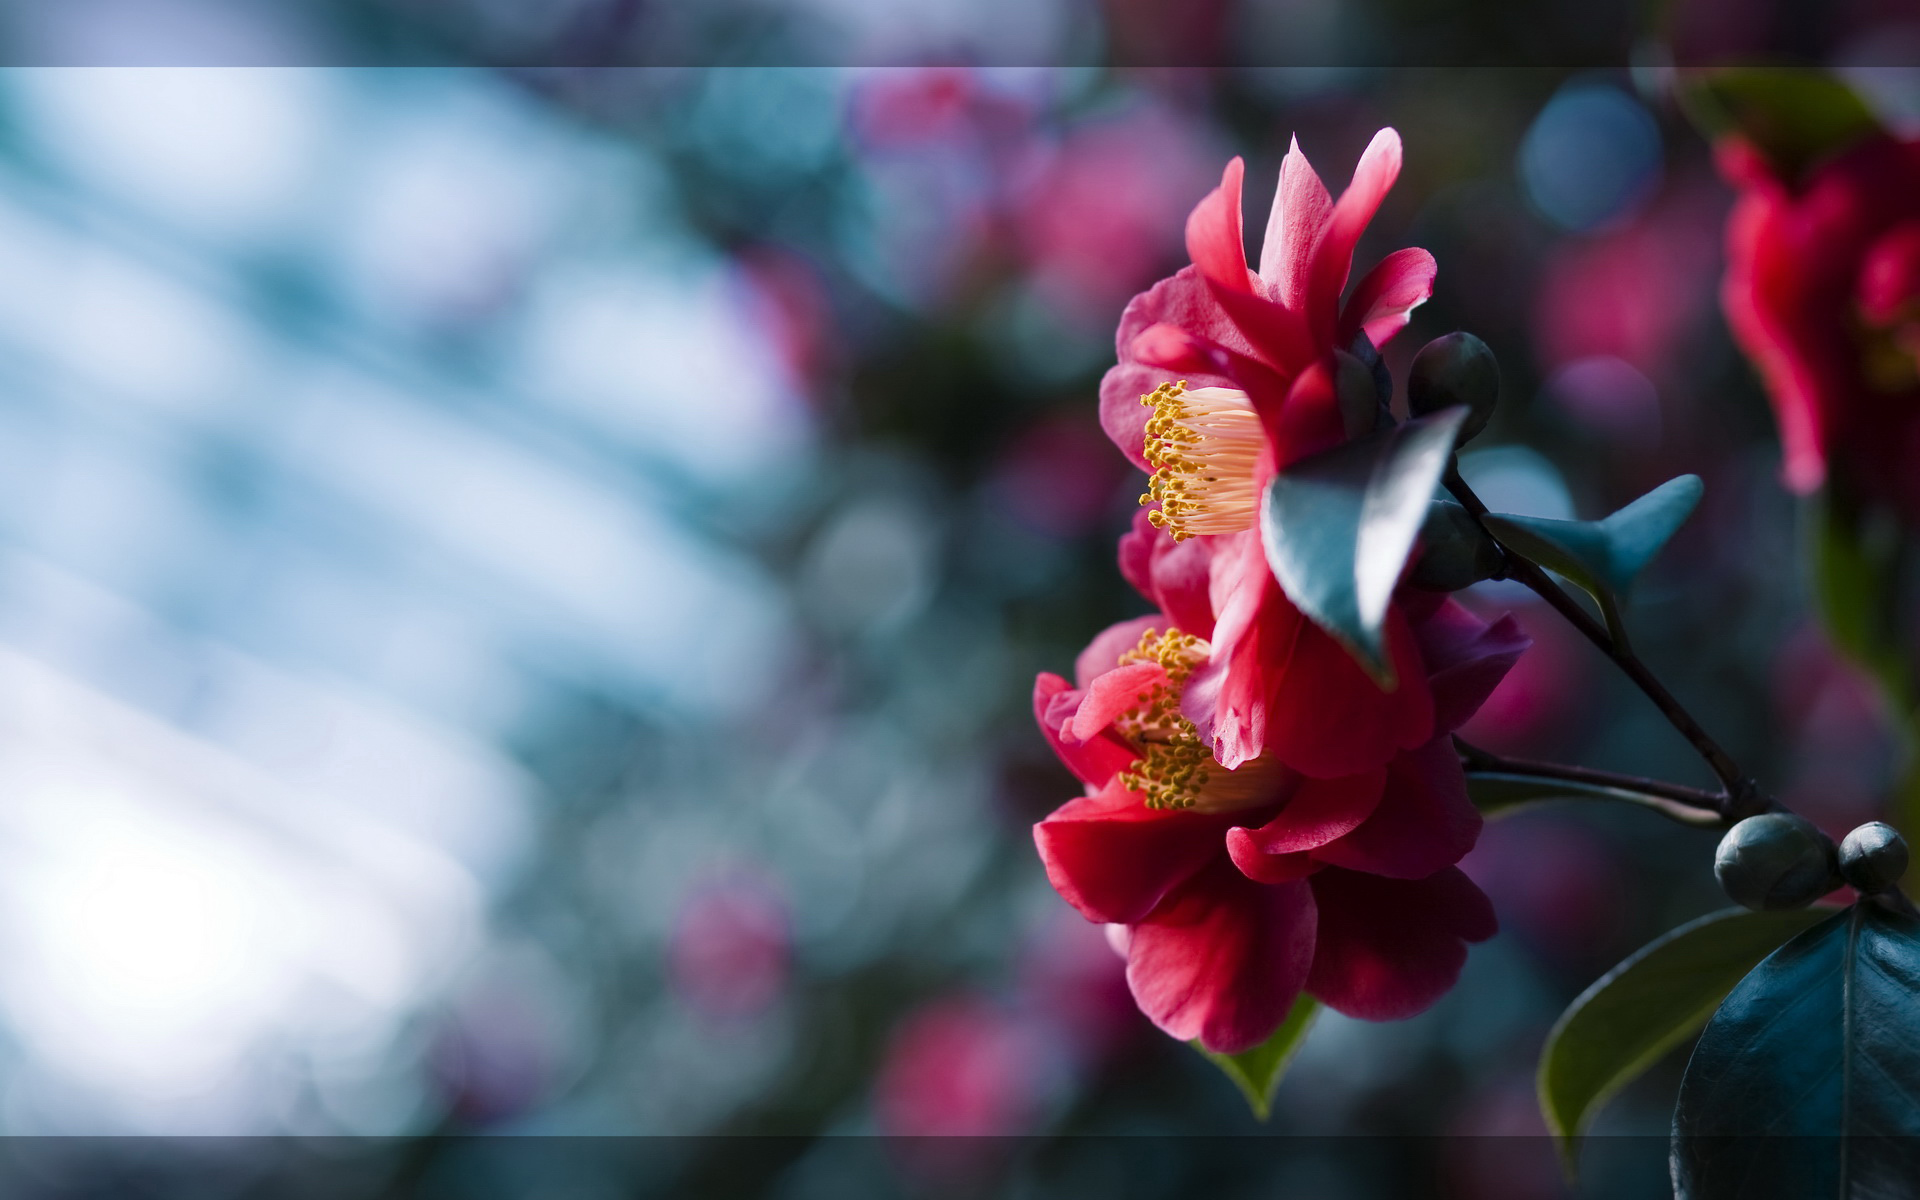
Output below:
[1113,626,1280,813]
[1139,381,1264,541]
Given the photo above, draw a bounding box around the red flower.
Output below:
[1096,131,1443,778]
[1031,584,1525,1053]
[1719,133,1920,510]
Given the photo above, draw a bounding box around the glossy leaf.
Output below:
[1482,475,1703,647]
[1540,906,1836,1173]
[1196,993,1320,1121]
[1672,903,1920,1198]
[1680,68,1883,186]
[1261,407,1468,684]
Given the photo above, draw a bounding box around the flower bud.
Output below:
[1333,350,1387,439]
[1408,332,1499,443]
[1410,500,1504,591]
[1714,813,1840,911]
[1839,821,1909,896]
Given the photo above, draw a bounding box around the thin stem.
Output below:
[1444,464,1761,815]
[1456,738,1727,828]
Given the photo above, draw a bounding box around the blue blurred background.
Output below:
[0,0,1911,1196]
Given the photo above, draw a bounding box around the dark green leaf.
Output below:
[1195,994,1320,1121]
[1672,902,1920,1198]
[1261,408,1468,684]
[1540,907,1835,1173]
[1482,475,1703,647]
[1679,68,1883,187]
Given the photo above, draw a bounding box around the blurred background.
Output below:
[0,0,1909,1196]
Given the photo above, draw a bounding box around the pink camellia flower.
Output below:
[1098,130,1444,779]
[1719,132,1920,509]
[1031,550,1524,1052]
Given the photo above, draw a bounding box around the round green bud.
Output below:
[1714,813,1839,911]
[1839,821,1909,896]
[1408,332,1499,443]
[1410,500,1504,591]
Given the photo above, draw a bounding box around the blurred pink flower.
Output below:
[1010,104,1218,322]
[1014,907,1144,1062]
[1534,188,1722,381]
[1461,818,1624,965]
[734,245,837,402]
[874,996,1053,1138]
[990,412,1130,538]
[1719,131,1920,504]
[667,872,790,1023]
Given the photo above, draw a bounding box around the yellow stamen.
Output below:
[1139,381,1264,541]
[1112,626,1280,813]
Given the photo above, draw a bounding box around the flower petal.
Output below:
[1126,860,1317,1053]
[1070,660,1166,742]
[1034,778,1234,925]
[1099,267,1251,471]
[1306,865,1496,1021]
[1263,600,1435,780]
[1117,509,1217,641]
[1307,128,1403,345]
[1339,246,1436,347]
[1410,600,1531,733]
[1225,768,1385,884]
[1034,673,1138,787]
[1185,156,1253,295]
[1259,135,1334,309]
[1310,736,1481,878]
[1074,613,1164,690]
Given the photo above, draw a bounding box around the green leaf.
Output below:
[1539,906,1835,1175]
[1679,68,1883,186]
[1481,474,1703,647]
[1464,770,1722,827]
[1672,903,1920,1197]
[1261,407,1468,685]
[1195,994,1320,1121]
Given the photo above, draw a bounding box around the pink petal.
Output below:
[1226,767,1386,884]
[1259,135,1335,309]
[1034,778,1235,925]
[1184,157,1254,295]
[1339,246,1436,347]
[1263,601,1435,780]
[1070,660,1166,742]
[1310,736,1481,878]
[1034,673,1138,787]
[1197,530,1276,769]
[1117,509,1217,641]
[1860,221,1920,324]
[1201,277,1319,377]
[1129,322,1224,375]
[1411,600,1531,733]
[1125,861,1317,1053]
[1267,356,1345,470]
[1306,866,1496,1021]
[1099,267,1252,471]
[1306,128,1404,345]
[1073,615,1163,690]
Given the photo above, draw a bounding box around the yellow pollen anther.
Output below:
[1138,381,1264,541]
[1113,626,1214,811]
